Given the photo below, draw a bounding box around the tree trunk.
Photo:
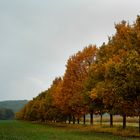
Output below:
[68,115,71,124]
[64,119,67,124]
[100,113,103,125]
[123,114,126,129]
[90,112,93,125]
[73,115,75,124]
[138,107,140,133]
[110,114,113,127]
[139,114,140,133]
[83,114,86,125]
[77,118,80,124]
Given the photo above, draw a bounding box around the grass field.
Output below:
[0,120,139,140]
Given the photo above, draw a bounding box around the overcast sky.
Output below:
[0,0,140,101]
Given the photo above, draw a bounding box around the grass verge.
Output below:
[0,120,139,140]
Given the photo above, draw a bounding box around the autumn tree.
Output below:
[103,16,140,129]
[59,45,98,124]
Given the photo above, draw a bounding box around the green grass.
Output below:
[0,120,139,140]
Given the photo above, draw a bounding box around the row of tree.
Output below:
[16,16,140,132]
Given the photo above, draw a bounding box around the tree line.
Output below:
[16,16,140,132]
[0,108,14,120]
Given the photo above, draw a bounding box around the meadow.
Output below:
[0,120,139,140]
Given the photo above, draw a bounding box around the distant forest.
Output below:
[16,16,140,131]
[0,100,28,120]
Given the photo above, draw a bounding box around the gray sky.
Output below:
[0,0,140,101]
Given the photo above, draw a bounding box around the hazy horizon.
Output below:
[0,0,140,101]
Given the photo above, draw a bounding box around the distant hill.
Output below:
[0,100,28,113]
